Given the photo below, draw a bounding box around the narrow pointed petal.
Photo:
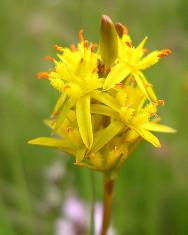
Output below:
[28,137,75,154]
[91,91,120,112]
[103,63,130,90]
[138,50,160,70]
[133,128,161,148]
[139,72,157,102]
[133,73,150,100]
[51,93,67,117]
[55,97,76,130]
[76,95,93,149]
[91,104,119,119]
[92,121,124,152]
[142,122,176,133]
[76,147,87,162]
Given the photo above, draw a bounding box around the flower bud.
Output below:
[115,22,128,38]
[99,15,118,66]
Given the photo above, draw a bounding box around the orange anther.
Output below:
[70,44,77,52]
[83,40,89,48]
[66,127,73,132]
[53,44,64,52]
[158,49,172,58]
[91,43,98,52]
[78,29,84,42]
[44,55,55,63]
[125,41,132,48]
[115,82,124,88]
[158,99,165,106]
[143,48,149,53]
[36,72,49,79]
[80,57,84,63]
[63,84,70,90]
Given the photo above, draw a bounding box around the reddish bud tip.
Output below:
[115,22,128,37]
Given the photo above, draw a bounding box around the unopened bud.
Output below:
[99,15,118,66]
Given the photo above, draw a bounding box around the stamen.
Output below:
[91,43,98,52]
[125,41,132,48]
[92,68,98,74]
[63,84,70,91]
[144,83,152,88]
[114,145,118,151]
[143,48,149,53]
[115,82,124,88]
[36,72,49,79]
[44,56,55,63]
[158,99,165,106]
[80,57,84,63]
[66,127,73,132]
[70,44,77,52]
[78,29,84,42]
[158,49,172,58]
[53,44,64,52]
[84,40,89,48]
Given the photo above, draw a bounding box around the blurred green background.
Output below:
[0,0,188,234]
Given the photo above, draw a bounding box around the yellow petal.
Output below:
[75,147,87,162]
[28,137,75,154]
[51,93,67,117]
[92,121,124,152]
[142,122,176,133]
[139,72,157,102]
[138,50,160,70]
[135,36,148,59]
[103,63,130,90]
[133,73,150,100]
[55,97,76,130]
[133,127,161,148]
[91,90,120,112]
[76,95,93,149]
[91,104,119,119]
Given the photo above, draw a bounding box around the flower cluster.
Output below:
[29,15,175,178]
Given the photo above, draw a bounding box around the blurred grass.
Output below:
[0,0,188,234]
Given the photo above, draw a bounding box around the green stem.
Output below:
[100,176,115,235]
[89,171,96,235]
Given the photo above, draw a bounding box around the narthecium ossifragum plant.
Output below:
[29,15,175,235]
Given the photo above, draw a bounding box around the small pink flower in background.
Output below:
[55,196,117,235]
[63,197,89,227]
[56,219,75,235]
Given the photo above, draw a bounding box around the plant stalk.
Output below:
[100,176,115,235]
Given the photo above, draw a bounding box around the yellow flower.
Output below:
[29,15,175,178]
[103,28,172,102]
